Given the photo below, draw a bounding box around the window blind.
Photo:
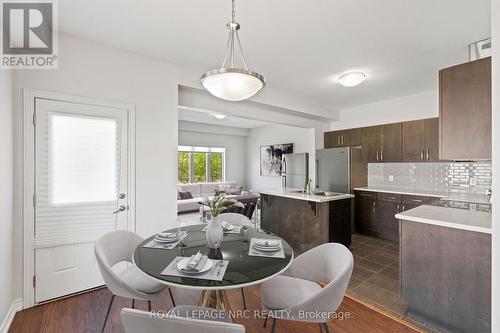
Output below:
[35,111,120,248]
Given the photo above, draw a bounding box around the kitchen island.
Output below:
[396,201,491,333]
[259,189,354,253]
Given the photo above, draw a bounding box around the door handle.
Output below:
[315,160,319,188]
[113,205,126,214]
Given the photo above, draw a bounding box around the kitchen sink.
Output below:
[289,190,344,197]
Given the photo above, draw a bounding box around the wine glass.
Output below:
[241,225,249,243]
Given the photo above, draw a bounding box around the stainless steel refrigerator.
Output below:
[315,147,364,193]
[281,153,309,189]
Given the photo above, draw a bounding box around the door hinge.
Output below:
[33,275,36,288]
[32,113,36,126]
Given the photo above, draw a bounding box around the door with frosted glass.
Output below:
[34,98,129,302]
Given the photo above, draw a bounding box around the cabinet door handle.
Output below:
[342,135,344,145]
[426,147,429,160]
[402,205,405,211]
[397,204,400,212]
[376,150,379,161]
[420,148,424,160]
[337,135,341,146]
[381,149,384,161]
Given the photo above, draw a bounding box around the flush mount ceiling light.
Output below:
[200,0,265,102]
[337,72,367,87]
[212,113,227,119]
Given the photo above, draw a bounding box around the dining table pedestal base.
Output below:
[200,290,232,311]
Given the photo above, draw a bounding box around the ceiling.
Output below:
[178,108,269,128]
[59,0,490,108]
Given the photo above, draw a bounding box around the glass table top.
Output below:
[134,224,294,290]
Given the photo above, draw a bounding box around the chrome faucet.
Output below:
[304,179,312,194]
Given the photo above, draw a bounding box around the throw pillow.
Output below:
[178,190,193,200]
[229,186,243,195]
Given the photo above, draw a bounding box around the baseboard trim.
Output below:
[0,298,22,333]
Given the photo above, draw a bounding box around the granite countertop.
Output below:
[259,188,354,203]
[396,204,492,234]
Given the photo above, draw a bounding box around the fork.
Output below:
[216,261,225,277]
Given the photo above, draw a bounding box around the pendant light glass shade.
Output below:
[201,68,265,102]
[200,0,265,101]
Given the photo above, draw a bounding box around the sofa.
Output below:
[177,181,251,213]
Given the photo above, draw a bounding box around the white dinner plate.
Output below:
[223,224,235,231]
[154,235,179,243]
[176,257,213,275]
[253,244,281,252]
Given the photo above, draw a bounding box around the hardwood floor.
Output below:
[10,286,423,333]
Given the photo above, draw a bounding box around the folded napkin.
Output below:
[182,252,208,272]
[254,239,281,247]
[156,231,178,239]
[221,221,234,230]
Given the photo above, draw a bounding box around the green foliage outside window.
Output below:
[193,152,207,182]
[178,152,190,183]
[210,153,223,182]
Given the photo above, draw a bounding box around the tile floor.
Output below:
[348,233,408,317]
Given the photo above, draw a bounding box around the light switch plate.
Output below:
[470,178,477,186]
[388,175,394,182]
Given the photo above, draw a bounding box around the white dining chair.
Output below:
[121,306,246,333]
[95,230,176,333]
[217,212,253,309]
[261,242,354,333]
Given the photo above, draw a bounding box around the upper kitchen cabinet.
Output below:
[324,130,342,148]
[439,57,492,160]
[380,123,402,162]
[324,128,362,148]
[361,126,381,163]
[403,118,440,162]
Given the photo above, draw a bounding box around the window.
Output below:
[178,146,225,183]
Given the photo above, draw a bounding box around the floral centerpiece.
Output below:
[203,192,244,249]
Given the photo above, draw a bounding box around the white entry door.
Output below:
[34,98,130,303]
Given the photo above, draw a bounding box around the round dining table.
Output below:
[133,224,294,309]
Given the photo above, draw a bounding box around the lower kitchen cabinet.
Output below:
[354,191,378,235]
[354,190,433,242]
[377,193,401,242]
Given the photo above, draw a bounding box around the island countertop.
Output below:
[396,204,492,234]
[259,188,354,203]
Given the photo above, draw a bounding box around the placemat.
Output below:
[142,231,188,250]
[248,238,285,258]
[160,256,229,281]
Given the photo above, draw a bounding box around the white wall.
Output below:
[12,35,180,301]
[0,71,15,326]
[246,124,315,190]
[178,123,248,187]
[491,0,499,329]
[331,90,438,130]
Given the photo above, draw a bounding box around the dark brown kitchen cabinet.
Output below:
[402,120,426,162]
[324,129,361,147]
[425,118,440,161]
[403,118,440,162]
[380,123,402,162]
[341,128,362,146]
[361,126,381,163]
[354,191,378,235]
[439,57,491,160]
[324,131,342,148]
[355,191,433,241]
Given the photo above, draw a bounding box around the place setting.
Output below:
[201,220,242,234]
[160,251,229,281]
[142,230,189,250]
[248,238,286,258]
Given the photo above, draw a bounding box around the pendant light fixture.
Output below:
[200,0,265,101]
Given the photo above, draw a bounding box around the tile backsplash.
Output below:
[368,162,492,195]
